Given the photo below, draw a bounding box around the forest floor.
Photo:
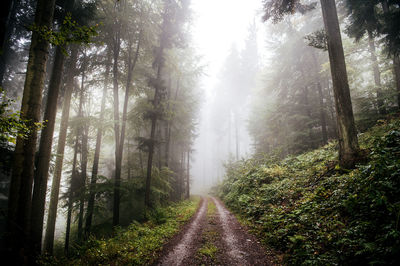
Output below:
[155,196,274,266]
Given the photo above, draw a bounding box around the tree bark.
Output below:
[234,110,239,160]
[85,49,111,236]
[43,45,78,253]
[381,0,400,109]
[111,35,121,226]
[394,57,400,109]
[78,122,88,240]
[310,51,328,144]
[185,149,190,199]
[317,81,328,144]
[30,44,66,255]
[65,127,80,255]
[0,0,16,86]
[320,0,359,168]
[113,31,142,224]
[65,60,85,254]
[145,29,165,208]
[6,0,55,261]
[367,30,386,115]
[0,0,13,53]
[31,0,76,247]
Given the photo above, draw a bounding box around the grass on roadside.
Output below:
[40,196,201,266]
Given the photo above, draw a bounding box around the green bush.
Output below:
[219,119,400,265]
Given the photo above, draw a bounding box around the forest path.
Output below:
[155,196,273,266]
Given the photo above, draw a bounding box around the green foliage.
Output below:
[29,13,98,54]
[41,197,200,265]
[0,88,39,145]
[197,243,218,259]
[218,118,400,265]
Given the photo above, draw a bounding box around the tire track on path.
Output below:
[157,197,207,266]
[212,197,273,265]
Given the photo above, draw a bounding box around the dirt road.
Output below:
[156,196,273,265]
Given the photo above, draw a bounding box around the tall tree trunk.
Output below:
[317,82,328,144]
[0,0,13,53]
[367,30,386,115]
[114,31,142,224]
[320,0,359,168]
[44,45,78,254]
[145,41,164,208]
[31,0,76,248]
[127,139,131,180]
[78,123,88,240]
[77,55,88,240]
[185,149,190,199]
[310,51,328,144]
[381,0,400,109]
[394,57,400,109]
[65,128,80,255]
[65,63,85,254]
[157,125,162,169]
[6,0,55,261]
[234,110,239,160]
[112,29,121,226]
[85,50,111,235]
[30,44,66,256]
[325,79,337,138]
[0,0,17,86]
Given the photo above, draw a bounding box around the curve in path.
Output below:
[158,197,207,266]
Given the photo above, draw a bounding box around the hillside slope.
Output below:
[218,118,400,265]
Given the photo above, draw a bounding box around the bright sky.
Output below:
[190,0,267,192]
[191,0,265,96]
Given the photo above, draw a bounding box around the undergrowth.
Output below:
[218,118,400,265]
[40,197,200,265]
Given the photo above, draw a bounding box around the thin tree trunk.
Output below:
[113,27,142,225]
[65,63,85,254]
[186,149,190,199]
[64,190,73,255]
[6,0,55,261]
[112,28,121,226]
[139,150,145,177]
[317,82,328,144]
[77,53,88,240]
[367,30,386,115]
[145,41,164,208]
[310,51,328,144]
[320,0,359,168]
[44,45,78,253]
[234,111,239,160]
[78,123,88,240]
[127,139,131,180]
[65,128,80,255]
[85,50,111,235]
[157,125,162,169]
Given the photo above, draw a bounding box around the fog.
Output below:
[190,0,266,193]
